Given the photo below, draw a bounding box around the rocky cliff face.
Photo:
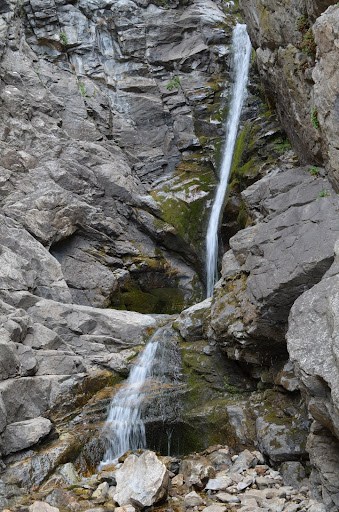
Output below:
[1,0,339,510]
[0,0,238,315]
[0,0,238,505]
[220,1,339,509]
[240,0,339,185]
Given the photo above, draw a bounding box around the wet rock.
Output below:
[57,463,80,486]
[114,451,169,507]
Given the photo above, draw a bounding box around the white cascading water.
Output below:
[206,24,251,297]
[100,340,159,466]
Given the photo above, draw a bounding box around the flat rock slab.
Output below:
[1,417,52,456]
[29,502,60,512]
[202,505,227,512]
[114,451,169,507]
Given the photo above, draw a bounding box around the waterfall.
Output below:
[100,327,182,466]
[206,24,251,297]
[100,340,159,466]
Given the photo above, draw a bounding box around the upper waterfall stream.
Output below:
[100,24,252,465]
[206,24,251,297]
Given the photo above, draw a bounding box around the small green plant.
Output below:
[301,28,316,57]
[60,31,68,46]
[308,166,320,176]
[166,75,181,91]
[78,81,87,97]
[319,189,330,198]
[296,15,309,33]
[15,0,25,18]
[273,138,292,154]
[311,107,320,129]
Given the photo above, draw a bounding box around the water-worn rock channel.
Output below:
[1,0,339,510]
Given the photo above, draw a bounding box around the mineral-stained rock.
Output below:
[114,451,169,507]
[0,417,52,456]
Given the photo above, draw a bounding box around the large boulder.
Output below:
[210,166,339,363]
[114,451,169,508]
[287,241,339,507]
[0,417,52,456]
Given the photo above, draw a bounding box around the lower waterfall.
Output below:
[206,24,251,297]
[100,340,158,466]
[100,327,181,466]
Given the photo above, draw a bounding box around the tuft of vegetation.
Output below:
[301,28,316,57]
[308,166,320,177]
[166,75,181,91]
[296,15,309,33]
[273,138,292,154]
[311,107,320,129]
[319,189,330,198]
[60,31,68,46]
[78,81,87,97]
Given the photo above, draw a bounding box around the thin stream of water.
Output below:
[100,340,159,466]
[206,24,251,297]
[100,24,251,465]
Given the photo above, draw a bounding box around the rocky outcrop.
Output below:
[287,242,339,509]
[0,0,240,313]
[0,0,240,479]
[240,1,339,187]
[210,165,339,364]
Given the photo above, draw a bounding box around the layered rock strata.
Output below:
[240,1,339,186]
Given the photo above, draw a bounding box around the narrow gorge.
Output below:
[0,0,339,511]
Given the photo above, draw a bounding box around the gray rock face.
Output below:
[313,6,339,184]
[210,166,339,363]
[0,417,52,456]
[114,451,169,507]
[256,417,307,464]
[287,243,339,508]
[240,1,339,186]
[0,0,235,314]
